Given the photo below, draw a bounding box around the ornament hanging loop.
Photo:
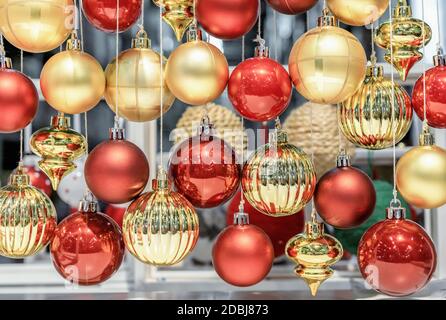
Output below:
[253,34,269,57]
[336,149,351,167]
[66,30,81,51]
[132,26,151,49]
[433,46,446,66]
[187,23,202,42]
[78,190,98,213]
[318,7,337,27]
[233,210,249,226]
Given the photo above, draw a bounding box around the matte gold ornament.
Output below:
[0,0,74,53]
[286,214,343,296]
[375,0,432,81]
[288,8,366,104]
[153,0,194,42]
[165,24,229,106]
[122,168,199,265]
[0,165,57,258]
[30,114,87,190]
[396,130,446,209]
[105,28,175,122]
[338,60,413,149]
[40,32,105,114]
[326,0,389,26]
[242,123,316,217]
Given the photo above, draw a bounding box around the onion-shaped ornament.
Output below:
[242,122,316,217]
[0,165,57,258]
[286,213,343,296]
[122,168,199,265]
[375,0,432,81]
[338,59,413,149]
[153,0,194,42]
[30,114,87,190]
[105,27,175,122]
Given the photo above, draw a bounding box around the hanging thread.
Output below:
[238,35,246,213]
[159,0,164,168]
[436,0,442,51]
[140,0,145,27]
[114,0,120,127]
[273,8,277,60]
[421,0,428,128]
[79,0,85,51]
[257,0,262,37]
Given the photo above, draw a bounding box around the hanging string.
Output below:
[140,0,145,27]
[436,0,441,51]
[159,0,164,168]
[273,9,277,60]
[238,36,246,213]
[421,0,428,129]
[370,22,376,62]
[19,50,24,164]
[0,33,4,68]
[79,0,85,51]
[193,0,197,25]
[310,97,316,221]
[388,0,398,204]
[257,0,261,37]
[114,0,120,127]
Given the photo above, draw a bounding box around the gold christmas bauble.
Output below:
[40,32,105,114]
[0,0,74,53]
[242,127,316,217]
[326,0,389,26]
[283,102,356,179]
[105,28,175,122]
[0,165,57,258]
[122,168,199,266]
[396,132,446,209]
[165,25,229,106]
[288,9,366,104]
[338,62,413,149]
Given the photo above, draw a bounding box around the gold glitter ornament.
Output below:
[242,123,316,217]
[338,60,413,149]
[104,28,175,122]
[286,214,343,296]
[153,0,194,42]
[288,8,366,104]
[396,130,446,209]
[0,165,57,258]
[122,168,199,266]
[30,114,87,190]
[0,0,74,53]
[375,0,432,81]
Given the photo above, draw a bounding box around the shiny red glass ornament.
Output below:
[50,199,125,285]
[412,53,446,128]
[169,120,241,208]
[228,44,292,122]
[85,128,149,204]
[227,192,304,257]
[358,206,437,297]
[195,0,258,39]
[0,66,38,133]
[82,0,142,33]
[314,152,376,229]
[105,204,126,228]
[22,165,52,197]
[266,0,318,15]
[213,211,274,287]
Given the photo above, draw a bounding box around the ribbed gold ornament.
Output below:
[105,28,175,122]
[122,168,199,265]
[40,32,106,114]
[242,125,316,217]
[286,214,343,296]
[0,0,74,53]
[375,0,432,81]
[153,0,194,41]
[30,114,87,190]
[0,165,57,258]
[288,8,366,104]
[338,62,413,149]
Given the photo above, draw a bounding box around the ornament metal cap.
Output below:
[51,114,70,128]
[419,128,435,146]
[153,166,170,190]
[386,205,406,220]
[109,127,125,140]
[187,23,203,42]
[9,164,30,186]
[197,114,215,137]
[78,191,98,213]
[366,62,384,78]
[393,0,412,18]
[66,31,81,51]
[318,8,337,27]
[253,35,269,58]
[336,149,351,167]
[0,43,12,69]
[270,119,288,144]
[131,27,151,49]
[433,47,446,66]
[305,216,324,240]
[233,210,249,225]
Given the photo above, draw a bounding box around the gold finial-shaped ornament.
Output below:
[375,0,432,81]
[153,0,194,41]
[286,213,343,296]
[0,164,57,258]
[30,114,87,190]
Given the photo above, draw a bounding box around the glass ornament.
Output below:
[153,0,194,41]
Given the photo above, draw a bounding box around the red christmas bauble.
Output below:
[105,204,126,228]
[195,0,258,39]
[169,127,240,208]
[85,135,149,204]
[50,209,125,285]
[212,223,274,286]
[227,192,304,257]
[412,64,446,128]
[266,0,318,15]
[82,0,142,33]
[358,211,436,297]
[0,68,38,133]
[314,165,376,229]
[228,56,292,122]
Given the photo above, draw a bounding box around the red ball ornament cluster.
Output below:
[229,38,292,122]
